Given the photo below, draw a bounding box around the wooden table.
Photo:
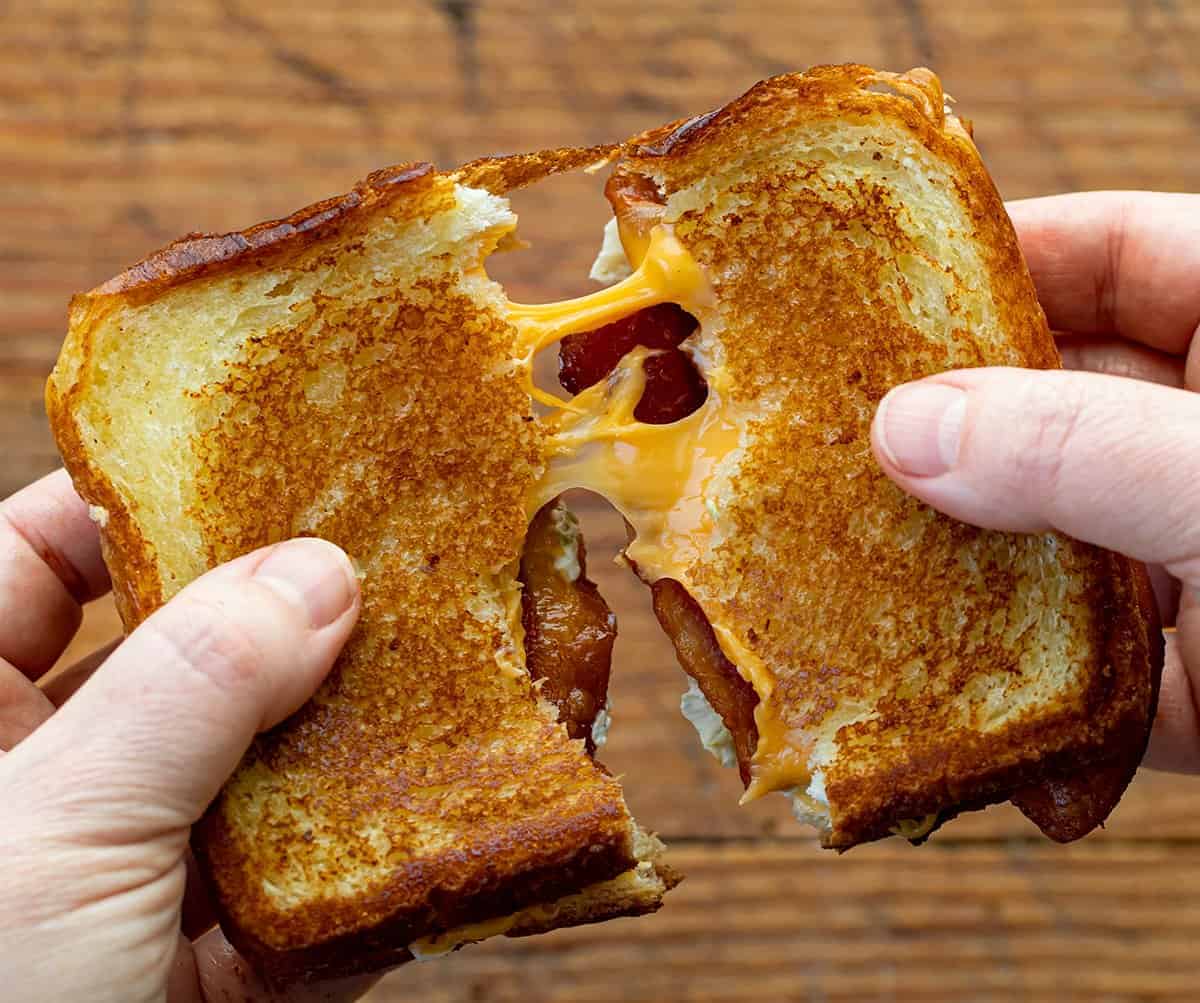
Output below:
[5,2,1199,1000]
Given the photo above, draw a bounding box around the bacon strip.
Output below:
[520,500,615,754]
[604,168,668,256]
[558,303,705,424]
[651,579,759,784]
[1010,762,1133,843]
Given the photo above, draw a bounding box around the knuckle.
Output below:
[141,593,271,696]
[1008,376,1086,503]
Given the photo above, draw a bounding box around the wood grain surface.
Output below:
[5,2,1200,1000]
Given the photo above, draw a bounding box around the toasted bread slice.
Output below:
[47,153,674,983]
[549,65,1161,847]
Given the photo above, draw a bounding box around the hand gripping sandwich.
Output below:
[47,65,1161,982]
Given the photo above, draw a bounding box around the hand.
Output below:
[871,191,1199,772]
[0,470,373,1002]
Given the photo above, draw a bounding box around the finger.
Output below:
[1048,335,1187,627]
[0,631,121,758]
[871,368,1200,583]
[0,470,110,679]
[0,640,122,757]
[182,849,218,940]
[1146,564,1182,629]
[0,657,55,751]
[38,637,121,708]
[168,933,203,1003]
[1006,192,1200,355]
[1143,593,1200,772]
[8,537,360,835]
[182,927,380,1002]
[1056,333,1186,388]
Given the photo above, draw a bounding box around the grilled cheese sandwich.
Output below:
[47,64,1162,985]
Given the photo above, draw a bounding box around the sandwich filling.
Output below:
[497,208,811,813]
[679,679,737,770]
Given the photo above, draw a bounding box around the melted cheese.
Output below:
[506,225,711,410]
[890,813,939,840]
[409,912,521,961]
[614,211,654,272]
[502,223,806,805]
[525,347,742,579]
[703,622,815,804]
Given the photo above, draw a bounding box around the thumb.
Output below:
[869,367,1200,773]
[870,367,1200,584]
[14,537,360,835]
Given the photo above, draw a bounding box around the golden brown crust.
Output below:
[454,144,618,194]
[177,173,648,977]
[46,298,161,628]
[196,819,641,984]
[1011,559,1164,841]
[92,163,437,304]
[623,64,1054,372]
[44,143,619,630]
[634,65,946,157]
[827,558,1160,848]
[46,161,443,631]
[503,863,681,943]
[879,553,1162,846]
[66,143,614,311]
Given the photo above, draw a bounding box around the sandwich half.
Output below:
[47,151,675,983]
[539,65,1162,848]
[47,64,1162,981]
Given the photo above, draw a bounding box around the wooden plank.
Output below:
[0,366,59,495]
[366,840,1200,1002]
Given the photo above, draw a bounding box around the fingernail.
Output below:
[876,383,967,477]
[253,539,358,629]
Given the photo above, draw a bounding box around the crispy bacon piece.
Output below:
[558,303,706,424]
[635,348,708,425]
[1010,762,1135,843]
[1012,564,1164,841]
[558,302,695,392]
[520,500,615,754]
[560,165,705,424]
[652,579,759,785]
[604,168,668,253]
